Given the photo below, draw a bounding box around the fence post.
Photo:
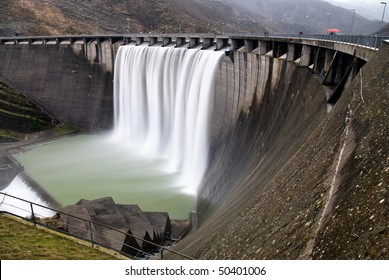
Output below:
[89,221,94,247]
[30,203,37,226]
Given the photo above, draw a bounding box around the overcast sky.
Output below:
[327,0,388,20]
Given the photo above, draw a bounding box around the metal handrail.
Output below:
[1,33,388,50]
[266,33,388,49]
[0,191,194,260]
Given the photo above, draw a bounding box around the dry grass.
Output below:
[0,215,123,260]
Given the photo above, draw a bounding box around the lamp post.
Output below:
[350,9,356,34]
[327,12,331,29]
[126,18,130,33]
[381,2,387,29]
[286,17,290,33]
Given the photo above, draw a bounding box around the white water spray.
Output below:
[0,175,55,218]
[113,45,223,195]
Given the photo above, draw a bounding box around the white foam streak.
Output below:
[113,45,223,195]
[0,175,55,218]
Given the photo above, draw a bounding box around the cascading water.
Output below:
[0,174,55,218]
[113,44,223,195]
[10,43,223,219]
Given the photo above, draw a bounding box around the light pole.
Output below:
[381,2,387,29]
[350,9,356,34]
[327,12,331,29]
[305,15,310,33]
[126,18,130,33]
[286,18,290,33]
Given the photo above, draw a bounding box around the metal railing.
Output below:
[267,33,389,50]
[0,192,194,260]
[1,33,388,50]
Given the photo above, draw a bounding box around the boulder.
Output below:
[60,196,180,258]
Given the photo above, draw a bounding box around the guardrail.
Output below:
[1,33,388,50]
[267,33,389,50]
[0,192,194,260]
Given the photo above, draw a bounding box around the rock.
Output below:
[60,196,183,258]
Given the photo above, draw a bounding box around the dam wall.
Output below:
[202,51,328,218]
[0,34,376,133]
[182,49,330,259]
[1,35,387,259]
[0,35,228,132]
[0,41,118,131]
[174,44,389,260]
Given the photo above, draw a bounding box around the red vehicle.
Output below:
[326,28,341,35]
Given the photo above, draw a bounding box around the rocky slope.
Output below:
[0,82,54,142]
[0,0,383,36]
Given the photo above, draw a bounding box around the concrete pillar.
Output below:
[231,39,244,51]
[300,45,311,66]
[109,37,120,44]
[244,39,258,53]
[176,37,186,47]
[202,37,214,49]
[258,40,268,55]
[323,51,342,86]
[287,43,295,62]
[324,49,335,70]
[124,37,132,45]
[149,37,158,46]
[189,37,200,48]
[163,37,172,46]
[136,37,144,45]
[216,38,229,50]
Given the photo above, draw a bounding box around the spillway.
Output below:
[6,44,224,220]
[113,44,224,195]
[0,174,55,218]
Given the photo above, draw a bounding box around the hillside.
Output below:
[378,23,389,35]
[0,0,213,36]
[215,0,382,34]
[0,82,54,142]
[0,0,384,36]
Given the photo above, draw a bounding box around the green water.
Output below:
[14,134,196,220]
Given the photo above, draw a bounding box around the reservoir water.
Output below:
[14,134,196,219]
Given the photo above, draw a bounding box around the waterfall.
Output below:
[113,45,223,195]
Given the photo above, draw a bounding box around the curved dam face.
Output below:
[186,50,329,258]
[1,37,388,259]
[175,45,389,260]
[202,52,328,217]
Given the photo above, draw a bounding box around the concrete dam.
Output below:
[0,34,388,259]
